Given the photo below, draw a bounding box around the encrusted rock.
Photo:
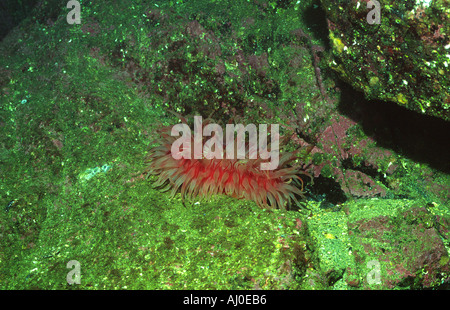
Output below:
[321,0,450,121]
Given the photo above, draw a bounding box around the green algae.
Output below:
[0,0,449,290]
[1,172,315,289]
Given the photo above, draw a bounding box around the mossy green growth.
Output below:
[0,0,325,290]
[306,201,356,289]
[1,170,314,289]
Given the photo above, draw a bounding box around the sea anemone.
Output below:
[145,113,310,210]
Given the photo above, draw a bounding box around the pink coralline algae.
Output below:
[298,113,393,199]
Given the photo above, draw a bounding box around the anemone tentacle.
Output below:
[145,115,311,210]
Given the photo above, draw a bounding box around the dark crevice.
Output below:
[341,157,388,187]
[305,175,347,206]
[0,0,39,41]
[300,0,331,50]
[337,80,450,174]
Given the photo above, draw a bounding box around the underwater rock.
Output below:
[309,198,450,289]
[321,0,450,121]
[347,200,450,289]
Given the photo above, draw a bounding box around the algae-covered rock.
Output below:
[1,0,449,291]
[308,199,450,289]
[348,200,450,289]
[321,0,450,121]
